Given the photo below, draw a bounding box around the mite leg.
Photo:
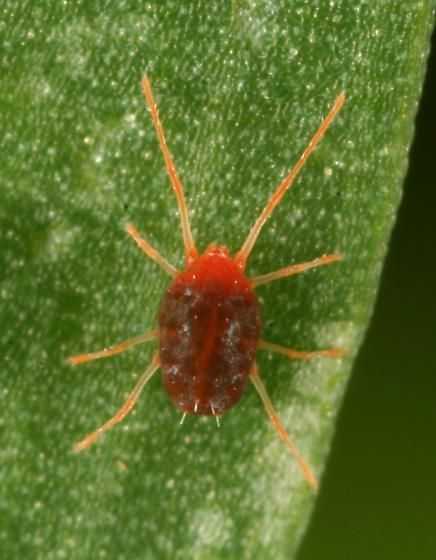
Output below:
[67,329,159,365]
[125,223,178,277]
[234,93,345,271]
[74,352,160,452]
[250,362,318,490]
[251,253,341,287]
[257,339,346,360]
[141,76,198,266]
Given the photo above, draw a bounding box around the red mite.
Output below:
[68,76,345,490]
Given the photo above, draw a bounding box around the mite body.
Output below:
[68,76,345,490]
[159,246,261,416]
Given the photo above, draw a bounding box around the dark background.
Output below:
[299,28,436,560]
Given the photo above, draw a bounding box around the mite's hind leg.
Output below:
[250,362,318,490]
[67,329,159,365]
[125,223,178,277]
[74,352,160,453]
[251,253,341,287]
[257,339,346,360]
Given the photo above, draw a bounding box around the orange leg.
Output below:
[234,92,345,272]
[67,329,158,365]
[141,76,198,266]
[250,363,318,490]
[74,352,160,452]
[257,339,346,360]
[251,253,341,287]
[125,223,178,277]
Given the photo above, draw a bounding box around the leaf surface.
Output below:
[1,2,434,558]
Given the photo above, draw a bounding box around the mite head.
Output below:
[203,244,230,258]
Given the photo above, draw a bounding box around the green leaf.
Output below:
[1,2,433,559]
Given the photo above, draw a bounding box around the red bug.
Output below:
[68,76,345,490]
